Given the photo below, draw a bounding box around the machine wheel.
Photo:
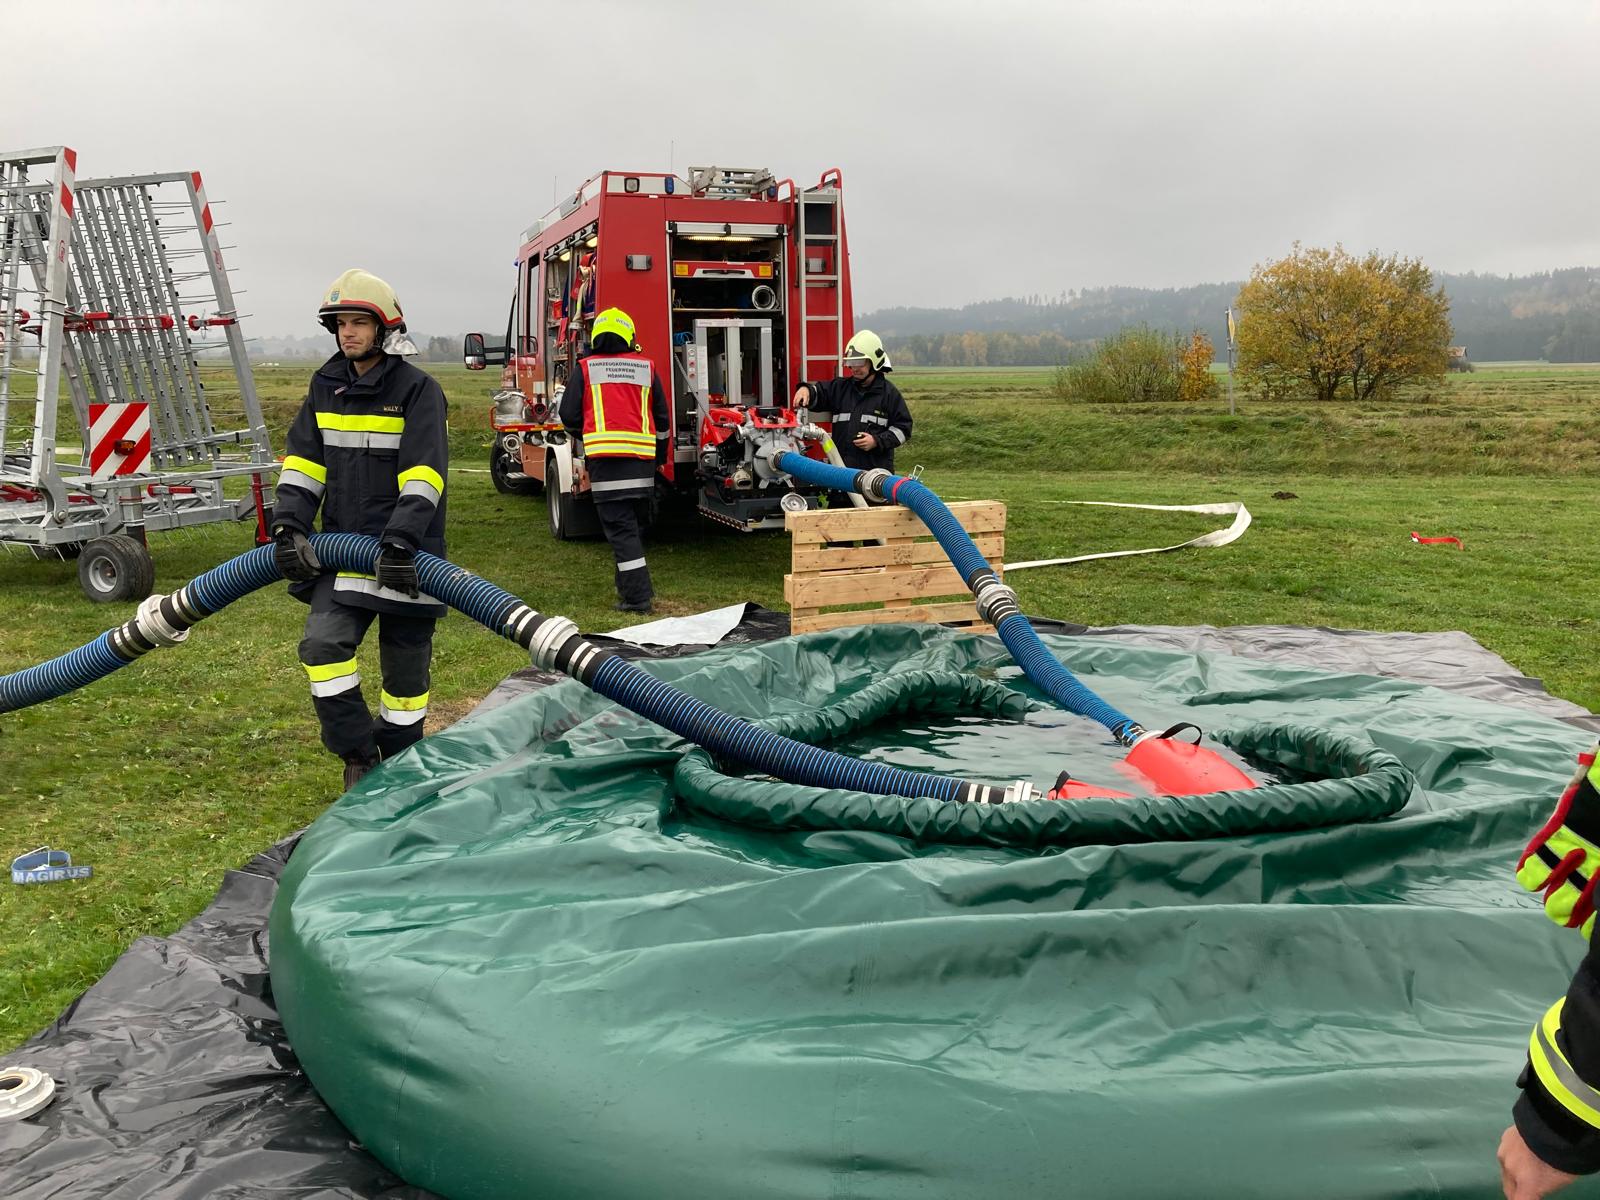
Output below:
[78,535,155,603]
[490,442,541,496]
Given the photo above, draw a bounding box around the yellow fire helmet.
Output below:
[318,268,406,334]
[844,328,891,372]
[591,307,637,346]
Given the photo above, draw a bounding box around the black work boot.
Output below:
[342,752,379,791]
[613,598,653,614]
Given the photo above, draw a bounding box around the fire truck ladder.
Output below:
[795,171,844,380]
[686,166,777,198]
[0,145,276,601]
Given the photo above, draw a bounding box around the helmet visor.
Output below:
[842,354,871,368]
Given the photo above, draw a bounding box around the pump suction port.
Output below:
[1123,723,1258,796]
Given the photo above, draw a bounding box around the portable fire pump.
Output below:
[465,166,854,538]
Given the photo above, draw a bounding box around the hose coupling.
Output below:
[134,594,191,647]
[528,615,579,672]
[1001,779,1041,804]
[971,576,1021,625]
[856,468,892,503]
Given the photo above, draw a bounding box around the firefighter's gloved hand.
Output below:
[272,525,321,582]
[1517,744,1600,937]
[375,540,420,598]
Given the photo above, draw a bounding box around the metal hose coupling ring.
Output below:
[527,615,580,672]
[0,1066,56,1122]
[1001,779,1042,804]
[856,468,892,503]
[134,593,192,647]
[971,575,1021,625]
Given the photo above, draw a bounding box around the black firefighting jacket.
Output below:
[272,352,449,615]
[801,371,912,471]
[1516,937,1600,1174]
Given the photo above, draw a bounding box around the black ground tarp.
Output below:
[1,607,1593,1198]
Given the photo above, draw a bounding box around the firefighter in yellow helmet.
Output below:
[791,329,911,474]
[559,307,669,613]
[270,269,450,789]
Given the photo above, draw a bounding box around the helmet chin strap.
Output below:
[344,341,384,363]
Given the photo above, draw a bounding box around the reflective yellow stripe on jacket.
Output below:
[1530,999,1600,1130]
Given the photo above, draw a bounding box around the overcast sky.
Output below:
[6,0,1597,338]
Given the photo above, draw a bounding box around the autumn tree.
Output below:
[1234,244,1451,401]
[1177,330,1219,402]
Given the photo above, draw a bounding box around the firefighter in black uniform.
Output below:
[270,269,449,790]
[559,307,669,614]
[791,329,912,493]
[1503,742,1600,1198]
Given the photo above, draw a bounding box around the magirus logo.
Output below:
[11,846,93,884]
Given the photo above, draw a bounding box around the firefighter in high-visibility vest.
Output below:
[1502,742,1600,1198]
[559,307,669,614]
[270,269,449,790]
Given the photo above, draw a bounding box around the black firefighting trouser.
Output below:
[297,575,436,763]
[595,497,652,605]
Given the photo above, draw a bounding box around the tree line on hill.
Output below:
[866,267,1600,366]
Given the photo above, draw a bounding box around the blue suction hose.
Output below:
[0,533,1039,805]
[774,451,1144,746]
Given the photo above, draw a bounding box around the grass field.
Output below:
[2,360,1598,1050]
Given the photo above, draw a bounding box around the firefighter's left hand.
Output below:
[376,541,421,598]
[853,432,877,451]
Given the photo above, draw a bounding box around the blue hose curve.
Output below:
[0,533,1018,804]
[775,452,1141,744]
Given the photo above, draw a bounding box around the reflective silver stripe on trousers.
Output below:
[1536,1021,1600,1120]
[333,576,440,607]
[590,477,651,492]
[400,479,442,504]
[379,703,428,725]
[278,469,325,497]
[321,429,403,450]
[309,671,362,697]
[616,556,647,572]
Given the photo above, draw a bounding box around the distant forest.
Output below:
[863,267,1600,367]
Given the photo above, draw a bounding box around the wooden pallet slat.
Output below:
[784,500,1005,635]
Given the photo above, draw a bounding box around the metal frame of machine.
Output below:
[0,146,275,600]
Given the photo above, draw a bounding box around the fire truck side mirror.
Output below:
[464,332,512,371]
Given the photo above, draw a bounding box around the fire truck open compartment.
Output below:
[468,165,852,535]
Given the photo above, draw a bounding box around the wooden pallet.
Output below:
[784,501,1005,634]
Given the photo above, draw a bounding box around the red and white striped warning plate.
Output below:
[89,402,152,478]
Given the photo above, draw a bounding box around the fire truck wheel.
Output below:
[77,535,155,603]
[547,477,574,540]
[490,443,541,496]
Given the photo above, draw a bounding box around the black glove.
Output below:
[375,540,420,598]
[272,525,321,582]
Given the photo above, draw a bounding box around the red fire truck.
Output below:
[465,165,854,537]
